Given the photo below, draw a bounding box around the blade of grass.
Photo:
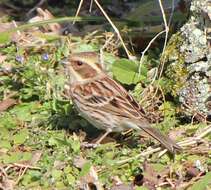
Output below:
[0,16,105,43]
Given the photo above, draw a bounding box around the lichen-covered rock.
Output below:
[165,0,211,120]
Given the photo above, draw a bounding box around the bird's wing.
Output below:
[71,76,147,120]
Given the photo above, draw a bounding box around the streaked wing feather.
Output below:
[82,77,147,120]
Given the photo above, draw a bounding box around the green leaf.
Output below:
[10,102,40,122]
[79,162,92,177]
[1,151,32,164]
[21,152,32,161]
[0,128,10,139]
[191,172,211,190]
[112,59,147,84]
[135,187,149,190]
[48,137,58,146]
[0,32,11,44]
[2,152,22,164]
[66,173,76,184]
[0,140,11,149]
[104,53,117,65]
[0,114,17,129]
[74,44,98,53]
[70,139,80,154]
[22,170,42,186]
[151,163,165,172]
[52,169,63,180]
[55,181,66,189]
[12,129,29,144]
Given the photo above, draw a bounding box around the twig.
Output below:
[178,125,211,146]
[116,147,160,165]
[15,166,28,185]
[158,0,169,55]
[197,125,211,138]
[73,0,132,59]
[26,0,46,18]
[83,30,99,42]
[150,0,174,113]
[73,0,84,24]
[0,166,7,177]
[12,21,21,36]
[158,182,171,187]
[168,0,175,27]
[100,33,115,66]
[89,0,94,12]
[178,171,204,189]
[1,163,41,187]
[165,178,176,189]
[158,149,168,157]
[183,103,207,123]
[138,30,165,76]
[93,0,133,60]
[101,33,115,52]
[13,163,41,170]
[157,0,170,79]
[116,125,211,164]
[139,0,172,77]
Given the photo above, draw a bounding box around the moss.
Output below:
[162,33,188,96]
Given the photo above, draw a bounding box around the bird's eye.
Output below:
[76,61,83,66]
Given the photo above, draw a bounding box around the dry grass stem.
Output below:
[73,0,84,25]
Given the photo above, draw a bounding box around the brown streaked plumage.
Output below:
[64,52,182,153]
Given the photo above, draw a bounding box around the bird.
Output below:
[63,52,182,153]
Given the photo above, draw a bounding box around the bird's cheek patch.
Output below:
[79,66,97,79]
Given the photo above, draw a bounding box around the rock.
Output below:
[165,0,211,120]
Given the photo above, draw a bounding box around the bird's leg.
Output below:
[82,129,112,148]
[95,129,111,144]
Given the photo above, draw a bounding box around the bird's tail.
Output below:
[138,124,182,154]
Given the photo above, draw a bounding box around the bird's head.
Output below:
[63,52,103,83]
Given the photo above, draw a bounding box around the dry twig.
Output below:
[26,0,46,18]
[138,30,165,75]
[73,0,133,59]
[93,0,132,59]
[73,0,84,25]
[117,125,211,164]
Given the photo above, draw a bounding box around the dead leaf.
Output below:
[0,98,17,112]
[73,156,87,169]
[133,160,169,189]
[0,54,7,64]
[169,127,186,140]
[142,160,159,185]
[11,31,46,47]
[0,22,21,33]
[74,156,103,190]
[28,8,61,34]
[0,177,15,190]
[0,62,13,73]
[29,151,42,166]
[54,160,66,170]
[111,184,134,190]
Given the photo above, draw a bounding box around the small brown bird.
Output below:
[64,52,181,153]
